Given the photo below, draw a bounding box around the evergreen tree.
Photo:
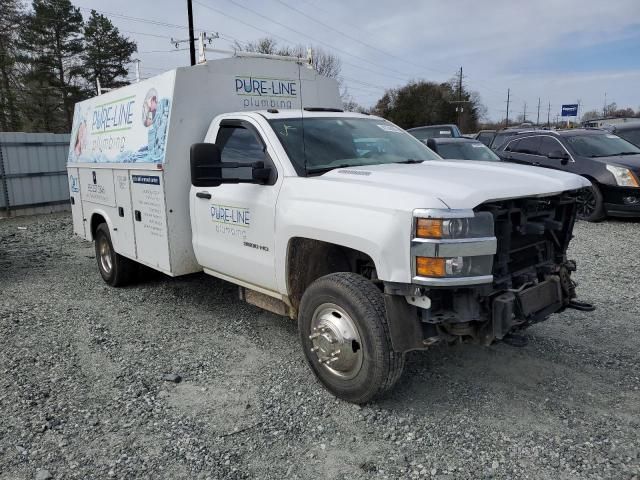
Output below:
[0,0,24,130]
[20,0,85,132]
[372,80,484,133]
[82,10,137,93]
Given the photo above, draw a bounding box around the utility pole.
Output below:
[172,29,218,65]
[187,0,196,66]
[134,59,141,83]
[547,102,551,127]
[603,92,607,117]
[522,102,527,123]
[536,97,541,125]
[457,66,463,127]
[505,88,510,127]
[576,99,582,126]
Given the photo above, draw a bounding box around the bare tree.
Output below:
[341,86,367,113]
[234,37,341,79]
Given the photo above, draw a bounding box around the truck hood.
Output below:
[317,160,590,209]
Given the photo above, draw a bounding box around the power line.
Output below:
[199,0,418,82]
[193,0,413,85]
[262,0,528,107]
[272,0,449,76]
[77,7,191,31]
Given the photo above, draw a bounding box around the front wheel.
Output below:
[94,223,136,287]
[576,183,605,222]
[298,272,405,404]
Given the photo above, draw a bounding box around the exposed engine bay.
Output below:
[427,193,590,343]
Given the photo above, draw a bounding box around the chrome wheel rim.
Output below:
[98,236,113,275]
[309,303,363,380]
[576,188,596,218]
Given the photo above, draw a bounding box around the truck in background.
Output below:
[68,55,593,403]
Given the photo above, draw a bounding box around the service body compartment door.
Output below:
[112,170,137,259]
[78,168,116,207]
[67,167,86,238]
[130,171,170,271]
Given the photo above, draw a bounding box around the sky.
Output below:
[71,0,640,123]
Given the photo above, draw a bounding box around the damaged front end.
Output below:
[385,192,594,352]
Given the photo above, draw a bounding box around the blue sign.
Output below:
[561,104,579,117]
[132,175,160,185]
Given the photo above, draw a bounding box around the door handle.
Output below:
[532,162,541,166]
[196,191,211,199]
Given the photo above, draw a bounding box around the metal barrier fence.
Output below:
[0,132,71,217]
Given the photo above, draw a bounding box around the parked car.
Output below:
[496,129,640,221]
[489,128,536,150]
[407,124,462,141]
[426,137,501,161]
[475,129,496,146]
[607,122,640,148]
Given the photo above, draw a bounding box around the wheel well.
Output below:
[581,174,598,186]
[286,238,378,313]
[90,213,106,240]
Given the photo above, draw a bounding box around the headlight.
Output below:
[412,210,496,286]
[415,212,493,239]
[606,164,639,187]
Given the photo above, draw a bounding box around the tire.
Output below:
[298,272,405,404]
[576,183,605,222]
[94,223,136,287]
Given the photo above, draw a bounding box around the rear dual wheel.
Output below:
[298,272,405,404]
[94,223,136,287]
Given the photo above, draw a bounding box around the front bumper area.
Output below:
[386,193,588,353]
[384,271,572,353]
[602,184,640,217]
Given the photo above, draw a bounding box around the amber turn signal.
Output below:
[416,256,445,277]
[416,218,442,239]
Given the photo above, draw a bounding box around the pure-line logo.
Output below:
[235,76,298,109]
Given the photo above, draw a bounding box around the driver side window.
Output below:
[215,126,266,180]
[538,137,565,157]
[512,136,542,155]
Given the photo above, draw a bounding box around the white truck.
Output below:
[67,55,592,403]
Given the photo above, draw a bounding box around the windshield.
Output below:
[617,128,640,148]
[436,142,501,161]
[269,117,440,175]
[565,134,640,157]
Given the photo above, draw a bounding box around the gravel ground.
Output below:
[0,212,639,480]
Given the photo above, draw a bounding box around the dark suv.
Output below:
[489,128,538,151]
[496,129,640,221]
[426,137,501,161]
[407,124,462,141]
[475,129,496,146]
[607,122,640,148]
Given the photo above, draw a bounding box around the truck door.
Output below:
[191,119,280,292]
[130,170,171,271]
[112,169,136,259]
[67,167,86,238]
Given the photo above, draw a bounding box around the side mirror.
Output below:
[547,150,570,165]
[190,143,273,187]
[426,138,437,152]
[191,143,222,187]
[251,162,272,183]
